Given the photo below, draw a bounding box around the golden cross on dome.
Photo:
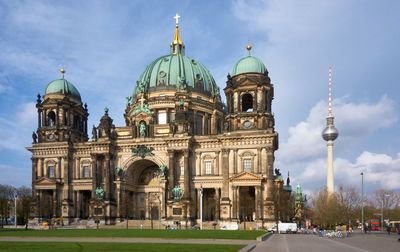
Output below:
[173,13,181,25]
[138,95,146,109]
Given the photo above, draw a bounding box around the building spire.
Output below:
[170,13,185,55]
[246,44,252,56]
[61,67,66,79]
[329,66,332,117]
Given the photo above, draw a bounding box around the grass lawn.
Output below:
[0,242,245,252]
[0,229,264,240]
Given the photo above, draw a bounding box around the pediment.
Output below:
[36,177,57,185]
[229,171,263,182]
[236,76,261,86]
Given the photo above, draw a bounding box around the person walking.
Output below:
[386,225,390,235]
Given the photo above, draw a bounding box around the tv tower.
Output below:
[322,66,339,194]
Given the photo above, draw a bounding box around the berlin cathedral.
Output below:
[27,16,297,229]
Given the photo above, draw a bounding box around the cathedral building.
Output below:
[27,17,291,228]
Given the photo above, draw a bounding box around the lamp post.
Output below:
[14,192,18,228]
[381,194,390,231]
[361,172,364,232]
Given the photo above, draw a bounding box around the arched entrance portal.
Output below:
[124,159,164,221]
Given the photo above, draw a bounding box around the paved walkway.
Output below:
[254,233,399,252]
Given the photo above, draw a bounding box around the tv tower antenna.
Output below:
[322,66,339,194]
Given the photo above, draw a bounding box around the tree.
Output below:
[16,186,32,225]
[0,184,14,226]
[336,185,361,226]
[310,188,339,229]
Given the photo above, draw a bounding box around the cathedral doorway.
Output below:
[125,159,163,220]
[239,186,255,221]
[203,188,216,221]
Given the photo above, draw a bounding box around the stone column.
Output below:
[76,158,81,179]
[31,158,37,183]
[256,148,261,174]
[76,191,81,218]
[236,186,240,220]
[196,188,200,219]
[104,154,111,200]
[214,151,220,175]
[56,105,60,126]
[195,152,200,176]
[168,150,175,199]
[37,110,42,128]
[228,150,234,174]
[91,154,97,199]
[43,109,47,127]
[255,186,259,219]
[215,188,220,220]
[53,190,57,217]
[56,157,61,178]
[266,149,274,178]
[232,186,237,219]
[221,150,229,199]
[183,150,190,199]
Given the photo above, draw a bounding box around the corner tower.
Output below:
[35,69,88,143]
[224,45,275,134]
[322,66,339,194]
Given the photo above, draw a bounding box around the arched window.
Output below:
[242,93,253,112]
[48,111,56,126]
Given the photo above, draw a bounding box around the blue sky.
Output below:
[0,0,399,195]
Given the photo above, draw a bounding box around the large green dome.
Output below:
[133,53,220,99]
[45,78,81,100]
[133,23,220,99]
[231,56,267,77]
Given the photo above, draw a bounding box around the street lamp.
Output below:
[381,194,390,231]
[361,172,364,232]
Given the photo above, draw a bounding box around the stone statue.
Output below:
[115,166,123,179]
[125,96,132,107]
[224,121,229,132]
[92,125,97,139]
[32,131,37,143]
[137,80,146,93]
[274,168,281,176]
[172,185,183,201]
[139,122,146,137]
[159,165,168,176]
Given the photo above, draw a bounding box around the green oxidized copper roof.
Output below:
[132,21,220,99]
[133,53,220,99]
[44,78,81,100]
[231,56,266,77]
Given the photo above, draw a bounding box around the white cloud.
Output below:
[278,96,396,162]
[17,102,36,126]
[277,96,398,191]
[0,102,36,151]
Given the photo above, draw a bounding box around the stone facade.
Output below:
[27,24,292,229]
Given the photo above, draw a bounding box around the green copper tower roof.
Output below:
[45,78,81,99]
[231,44,267,77]
[44,69,81,100]
[232,56,267,77]
[294,183,303,202]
